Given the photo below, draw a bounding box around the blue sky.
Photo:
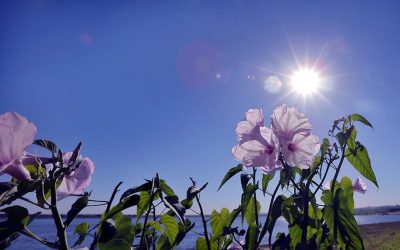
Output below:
[1,1,400,214]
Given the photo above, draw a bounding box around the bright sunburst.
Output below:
[290,68,321,96]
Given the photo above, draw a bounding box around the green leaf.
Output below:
[322,188,364,249]
[98,213,134,250]
[196,237,218,250]
[0,212,40,249]
[119,181,152,202]
[240,174,252,190]
[268,195,284,234]
[228,206,241,228]
[181,198,193,209]
[0,205,29,229]
[321,138,330,156]
[160,213,179,246]
[175,219,195,246]
[240,183,258,223]
[156,235,171,250]
[136,191,151,221]
[160,179,175,196]
[149,221,164,234]
[245,223,259,250]
[289,224,302,249]
[261,173,274,195]
[64,195,88,227]
[346,144,378,188]
[244,197,260,226]
[160,193,185,224]
[107,194,140,220]
[351,113,373,128]
[210,208,230,237]
[281,198,299,225]
[346,126,357,150]
[73,222,89,247]
[33,139,57,153]
[218,164,243,190]
[336,132,347,147]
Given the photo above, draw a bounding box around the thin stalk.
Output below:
[105,181,123,214]
[252,168,259,227]
[49,178,68,250]
[152,203,156,250]
[256,180,281,248]
[196,194,211,250]
[90,181,123,250]
[310,159,332,199]
[20,196,49,210]
[21,228,58,248]
[330,144,347,244]
[331,144,346,193]
[301,197,309,249]
[140,177,157,248]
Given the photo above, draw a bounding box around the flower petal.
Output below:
[0,112,36,179]
[4,158,31,180]
[271,105,311,141]
[282,133,320,169]
[353,176,367,194]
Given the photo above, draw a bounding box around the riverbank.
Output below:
[360,221,400,250]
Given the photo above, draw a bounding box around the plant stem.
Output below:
[252,168,259,227]
[256,180,281,248]
[21,227,58,248]
[196,194,211,250]
[310,159,332,199]
[301,197,309,249]
[49,178,69,250]
[105,181,123,214]
[20,196,49,210]
[140,177,157,248]
[331,144,346,193]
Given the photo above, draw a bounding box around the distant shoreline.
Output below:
[1,205,400,218]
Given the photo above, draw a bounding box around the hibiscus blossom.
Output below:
[0,112,36,180]
[56,152,95,199]
[353,176,367,194]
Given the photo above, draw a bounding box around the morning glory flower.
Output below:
[235,108,264,144]
[271,104,312,142]
[232,126,280,172]
[281,133,320,169]
[0,112,36,180]
[353,176,367,194]
[227,240,245,250]
[56,152,95,200]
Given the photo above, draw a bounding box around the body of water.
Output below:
[7,214,400,249]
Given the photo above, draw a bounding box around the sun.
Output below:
[290,68,321,96]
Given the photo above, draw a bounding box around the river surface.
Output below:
[8,214,400,249]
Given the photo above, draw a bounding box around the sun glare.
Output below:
[290,68,321,96]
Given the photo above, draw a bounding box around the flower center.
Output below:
[265,145,274,154]
[288,143,297,151]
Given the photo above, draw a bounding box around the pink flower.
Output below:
[271,105,312,141]
[228,240,244,250]
[232,126,280,172]
[56,152,95,200]
[281,133,320,169]
[353,177,367,194]
[235,108,264,144]
[0,112,36,180]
